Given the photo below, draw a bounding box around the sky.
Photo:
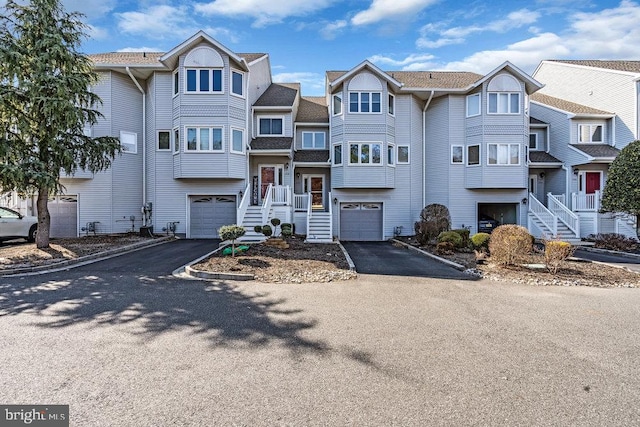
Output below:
[4,0,640,95]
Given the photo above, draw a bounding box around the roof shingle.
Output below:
[531,93,613,115]
[88,52,266,67]
[570,144,620,159]
[250,137,292,150]
[548,60,640,74]
[327,70,482,89]
[254,83,299,107]
[293,150,330,162]
[296,97,328,123]
[529,151,561,164]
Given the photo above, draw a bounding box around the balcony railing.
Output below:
[271,185,291,205]
[572,191,600,212]
[294,193,309,211]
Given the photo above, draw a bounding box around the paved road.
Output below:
[341,241,472,279]
[2,241,640,425]
[574,248,640,273]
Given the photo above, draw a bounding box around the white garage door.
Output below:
[190,196,237,238]
[339,203,383,241]
[48,196,78,238]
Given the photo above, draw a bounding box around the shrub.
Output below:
[451,228,470,247]
[437,231,463,248]
[471,232,491,250]
[218,225,246,257]
[261,225,273,237]
[544,240,574,274]
[414,204,451,245]
[590,233,638,252]
[254,225,263,234]
[270,217,281,236]
[281,223,293,238]
[436,241,455,255]
[488,225,533,266]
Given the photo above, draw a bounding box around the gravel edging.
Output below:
[0,236,174,276]
[391,238,466,271]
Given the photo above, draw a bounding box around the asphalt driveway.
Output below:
[341,240,472,279]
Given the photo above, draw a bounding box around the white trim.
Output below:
[388,93,395,116]
[172,69,179,98]
[303,174,325,208]
[487,143,521,165]
[387,143,395,167]
[348,142,383,166]
[348,91,383,114]
[231,127,245,154]
[397,144,410,164]
[578,123,604,143]
[184,68,224,94]
[529,133,538,150]
[332,93,343,116]
[119,131,138,154]
[487,92,520,114]
[301,131,326,149]
[466,93,481,117]
[160,30,249,72]
[257,115,285,136]
[329,60,403,90]
[157,129,171,151]
[231,69,245,98]
[451,145,464,164]
[258,164,284,202]
[184,126,225,152]
[467,144,480,167]
[173,127,180,154]
[332,143,343,166]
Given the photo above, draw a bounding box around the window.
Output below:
[232,128,244,153]
[529,133,538,150]
[185,127,223,151]
[302,132,325,149]
[185,68,222,93]
[388,93,395,115]
[397,145,409,164]
[349,92,381,113]
[232,71,243,96]
[173,128,179,153]
[333,144,342,165]
[488,92,520,114]
[259,118,283,135]
[578,124,603,143]
[158,130,170,151]
[333,94,342,115]
[120,131,137,154]
[488,143,520,165]
[173,71,179,96]
[466,93,480,117]
[349,143,382,165]
[388,143,395,165]
[451,145,463,164]
[467,145,480,166]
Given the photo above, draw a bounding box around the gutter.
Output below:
[126,67,147,226]
[422,90,435,209]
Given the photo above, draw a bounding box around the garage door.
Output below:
[48,196,78,238]
[190,196,237,238]
[340,203,383,241]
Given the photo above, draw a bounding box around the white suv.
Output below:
[0,207,38,243]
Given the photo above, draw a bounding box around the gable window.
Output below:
[259,118,283,136]
[173,71,179,96]
[333,94,342,115]
[349,142,382,165]
[173,128,179,153]
[120,131,137,154]
[578,124,603,143]
[349,92,381,113]
[232,128,244,153]
[186,127,223,152]
[333,144,342,165]
[466,93,480,117]
[388,143,395,165]
[397,145,410,164]
[302,132,325,149]
[529,133,538,150]
[388,93,395,116]
[467,145,480,166]
[488,92,520,114]
[157,130,170,151]
[185,68,222,93]
[451,145,463,164]
[488,143,520,165]
[232,71,244,97]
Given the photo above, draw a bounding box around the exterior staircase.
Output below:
[528,193,581,244]
[238,206,268,243]
[528,215,580,243]
[305,210,333,243]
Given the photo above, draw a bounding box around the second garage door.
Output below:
[339,203,383,241]
[190,196,237,238]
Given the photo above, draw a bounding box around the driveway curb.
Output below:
[175,244,255,281]
[0,236,174,277]
[578,246,640,260]
[336,241,357,271]
[391,239,467,271]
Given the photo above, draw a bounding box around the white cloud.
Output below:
[195,0,334,27]
[116,5,193,39]
[117,46,164,53]
[369,53,436,68]
[273,72,325,96]
[86,24,109,40]
[351,0,438,26]
[63,0,116,19]
[417,8,540,49]
[320,20,348,40]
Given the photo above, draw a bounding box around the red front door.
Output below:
[585,172,601,194]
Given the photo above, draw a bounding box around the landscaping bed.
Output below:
[192,237,356,283]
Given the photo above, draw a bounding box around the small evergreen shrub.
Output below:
[436,241,455,255]
[471,232,491,250]
[451,228,470,247]
[414,204,451,245]
[437,231,463,248]
[218,224,246,257]
[544,240,574,274]
[270,217,281,236]
[261,225,273,237]
[254,225,263,234]
[488,225,533,266]
[281,223,293,238]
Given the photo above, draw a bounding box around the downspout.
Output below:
[562,165,571,209]
[245,65,251,188]
[422,90,435,209]
[126,66,146,226]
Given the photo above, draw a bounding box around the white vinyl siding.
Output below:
[186,127,223,152]
[488,92,520,114]
[466,93,480,117]
[302,132,325,149]
[488,143,520,165]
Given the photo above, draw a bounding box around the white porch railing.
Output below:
[261,184,274,224]
[294,193,309,211]
[305,191,312,238]
[529,192,557,237]
[271,185,291,205]
[236,183,251,225]
[547,192,580,238]
[572,190,600,212]
[328,191,333,239]
[551,194,566,205]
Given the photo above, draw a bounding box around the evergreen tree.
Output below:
[0,0,121,248]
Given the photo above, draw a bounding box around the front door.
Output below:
[585,172,601,194]
[303,175,324,209]
[259,165,283,201]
